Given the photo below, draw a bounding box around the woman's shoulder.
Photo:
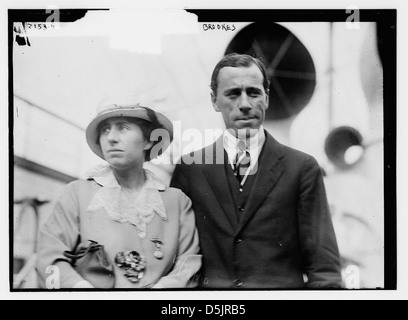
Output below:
[65,178,98,188]
[159,187,194,224]
[63,179,100,195]
[145,169,189,200]
[160,186,191,207]
[161,186,189,199]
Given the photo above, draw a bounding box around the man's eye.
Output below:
[248,90,261,97]
[119,124,129,131]
[101,127,110,134]
[227,91,240,98]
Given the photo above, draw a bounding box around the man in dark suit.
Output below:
[171,53,342,289]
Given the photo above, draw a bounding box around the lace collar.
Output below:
[86,165,167,238]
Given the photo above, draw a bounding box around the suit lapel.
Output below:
[203,137,238,228]
[235,132,286,235]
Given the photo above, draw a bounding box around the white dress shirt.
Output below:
[222,126,266,186]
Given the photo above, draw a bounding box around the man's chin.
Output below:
[230,126,260,139]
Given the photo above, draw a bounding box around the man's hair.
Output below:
[210,53,270,96]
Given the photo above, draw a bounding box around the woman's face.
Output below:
[99,117,153,170]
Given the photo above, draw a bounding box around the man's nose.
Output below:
[107,128,119,142]
[239,93,252,112]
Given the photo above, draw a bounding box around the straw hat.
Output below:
[86,100,173,160]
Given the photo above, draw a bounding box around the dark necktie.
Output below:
[234,148,251,184]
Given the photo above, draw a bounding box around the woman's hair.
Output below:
[96,107,163,161]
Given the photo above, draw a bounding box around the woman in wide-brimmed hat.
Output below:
[36,99,202,289]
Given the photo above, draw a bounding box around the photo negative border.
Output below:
[8,8,396,292]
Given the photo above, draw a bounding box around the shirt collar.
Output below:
[87,164,166,191]
[223,125,266,166]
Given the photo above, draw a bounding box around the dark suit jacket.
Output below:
[171,131,342,289]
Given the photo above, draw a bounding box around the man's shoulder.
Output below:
[281,144,315,161]
[175,140,223,167]
[264,131,318,165]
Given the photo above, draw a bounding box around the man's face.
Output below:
[211,64,269,138]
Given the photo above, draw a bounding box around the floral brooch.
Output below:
[115,251,146,283]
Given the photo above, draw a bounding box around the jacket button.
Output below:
[235,238,242,243]
[238,206,245,212]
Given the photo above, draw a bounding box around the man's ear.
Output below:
[265,94,269,110]
[211,91,220,112]
[144,140,154,151]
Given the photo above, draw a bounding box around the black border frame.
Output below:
[8,8,397,292]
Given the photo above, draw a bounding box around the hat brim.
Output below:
[86,107,173,160]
